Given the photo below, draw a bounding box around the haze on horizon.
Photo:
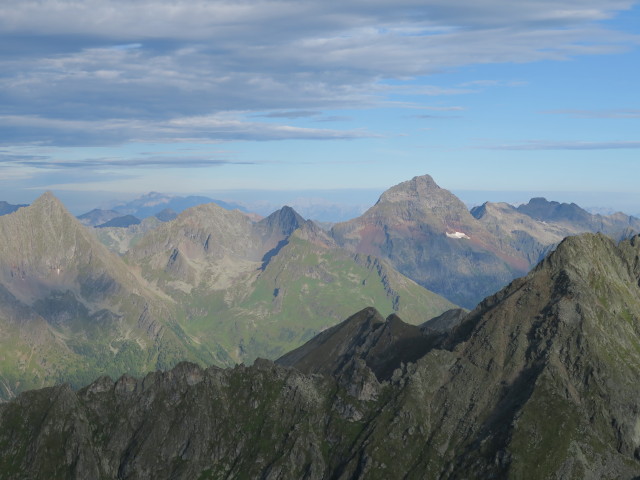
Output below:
[1,1,639,214]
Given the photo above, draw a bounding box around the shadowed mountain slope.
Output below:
[276,306,452,381]
[2,233,639,478]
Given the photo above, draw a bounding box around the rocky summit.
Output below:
[331,175,531,308]
[2,232,640,479]
[332,175,640,309]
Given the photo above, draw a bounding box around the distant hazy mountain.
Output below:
[95,214,141,228]
[154,207,178,222]
[3,233,640,478]
[516,197,640,239]
[0,200,28,216]
[285,200,367,222]
[471,198,640,266]
[76,208,122,227]
[112,192,249,218]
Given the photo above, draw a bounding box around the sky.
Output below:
[1,0,639,215]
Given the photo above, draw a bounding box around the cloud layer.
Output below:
[1,0,637,146]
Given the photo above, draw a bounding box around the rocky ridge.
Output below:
[2,233,639,478]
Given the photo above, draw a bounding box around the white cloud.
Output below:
[480,140,640,150]
[543,109,640,118]
[0,113,376,146]
[0,0,637,146]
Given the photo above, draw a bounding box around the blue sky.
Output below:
[1,0,639,215]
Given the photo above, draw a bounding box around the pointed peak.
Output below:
[470,202,489,219]
[535,233,620,280]
[345,306,386,326]
[377,174,442,204]
[260,205,306,233]
[272,205,304,220]
[550,232,615,258]
[30,191,68,213]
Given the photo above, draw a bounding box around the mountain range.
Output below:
[1,232,639,478]
[1,173,639,402]
[112,192,249,218]
[0,190,454,400]
[332,175,640,308]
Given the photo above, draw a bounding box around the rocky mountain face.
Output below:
[94,217,163,255]
[331,175,530,308]
[333,175,640,309]
[516,196,640,240]
[0,193,205,400]
[0,193,455,400]
[126,201,456,365]
[471,198,640,267]
[2,232,639,479]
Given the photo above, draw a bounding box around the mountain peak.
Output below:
[517,197,590,223]
[377,174,440,204]
[539,232,635,279]
[373,174,471,222]
[29,191,72,218]
[259,205,305,236]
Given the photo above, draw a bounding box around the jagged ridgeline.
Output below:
[332,175,640,308]
[0,193,455,400]
[1,233,639,478]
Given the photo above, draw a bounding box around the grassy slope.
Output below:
[173,233,457,364]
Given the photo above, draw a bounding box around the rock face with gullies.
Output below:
[0,193,202,400]
[472,198,640,267]
[0,194,456,400]
[517,197,640,240]
[126,202,456,365]
[3,233,640,479]
[331,175,529,308]
[276,306,448,382]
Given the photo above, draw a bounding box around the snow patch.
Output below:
[446,231,470,239]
